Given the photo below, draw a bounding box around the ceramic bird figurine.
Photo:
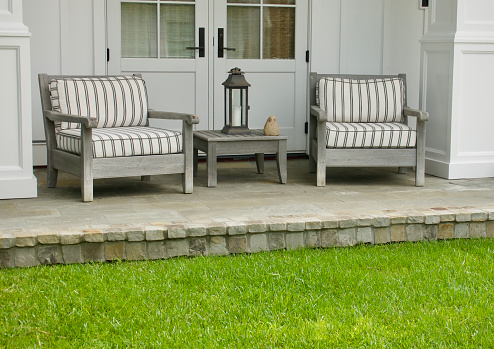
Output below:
[263,115,280,136]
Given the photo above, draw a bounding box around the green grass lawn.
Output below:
[1,239,494,348]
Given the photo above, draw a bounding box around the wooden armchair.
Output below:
[309,73,428,187]
[39,74,199,202]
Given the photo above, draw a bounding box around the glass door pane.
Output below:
[227,6,260,59]
[226,0,295,60]
[263,7,295,59]
[160,4,195,58]
[121,1,195,59]
[121,3,158,58]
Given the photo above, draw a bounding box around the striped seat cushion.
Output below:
[326,122,416,149]
[49,76,148,130]
[317,77,405,123]
[55,126,182,158]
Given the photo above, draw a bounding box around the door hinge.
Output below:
[304,121,308,134]
[305,50,310,63]
[107,48,110,62]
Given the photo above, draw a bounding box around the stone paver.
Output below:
[1,159,493,267]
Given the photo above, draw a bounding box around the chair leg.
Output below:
[183,173,193,194]
[82,178,93,202]
[47,167,58,188]
[398,167,407,174]
[141,176,151,181]
[415,120,426,187]
[182,121,193,194]
[316,163,326,187]
[415,168,425,187]
[81,126,94,202]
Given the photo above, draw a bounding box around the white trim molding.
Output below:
[421,0,494,179]
[0,3,37,199]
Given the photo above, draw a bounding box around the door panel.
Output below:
[107,0,210,130]
[107,0,307,150]
[213,0,308,151]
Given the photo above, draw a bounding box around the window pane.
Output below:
[263,7,295,59]
[160,4,195,59]
[227,6,260,59]
[264,0,295,4]
[121,3,158,58]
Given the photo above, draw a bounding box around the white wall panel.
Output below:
[24,0,106,166]
[24,0,60,142]
[383,0,425,109]
[0,47,20,168]
[310,0,341,73]
[428,0,456,35]
[456,50,494,156]
[340,0,384,74]
[422,48,451,160]
[0,1,37,198]
[60,0,94,74]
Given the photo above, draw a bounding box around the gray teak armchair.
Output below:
[309,73,428,187]
[39,74,199,202]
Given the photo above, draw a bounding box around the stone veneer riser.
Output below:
[1,209,494,268]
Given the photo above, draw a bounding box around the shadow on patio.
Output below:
[1,157,493,268]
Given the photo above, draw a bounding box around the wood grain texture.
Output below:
[193,130,288,187]
[38,73,196,201]
[309,72,428,187]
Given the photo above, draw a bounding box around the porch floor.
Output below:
[1,157,493,267]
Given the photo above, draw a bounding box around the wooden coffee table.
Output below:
[193,129,287,187]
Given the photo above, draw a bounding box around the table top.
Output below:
[193,129,287,142]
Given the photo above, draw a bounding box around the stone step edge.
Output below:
[1,207,494,268]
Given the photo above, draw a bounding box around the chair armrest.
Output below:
[148,109,200,125]
[45,110,98,128]
[404,106,429,122]
[310,105,328,122]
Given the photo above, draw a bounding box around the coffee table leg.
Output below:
[193,148,198,177]
[207,142,217,187]
[276,140,287,184]
[255,153,264,174]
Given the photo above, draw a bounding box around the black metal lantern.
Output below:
[221,67,251,135]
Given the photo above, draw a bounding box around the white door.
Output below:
[107,0,308,151]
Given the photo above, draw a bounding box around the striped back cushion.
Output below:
[49,76,148,129]
[317,77,405,123]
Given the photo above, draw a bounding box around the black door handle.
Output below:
[186,27,205,57]
[218,28,235,58]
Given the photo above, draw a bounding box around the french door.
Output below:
[107,0,308,151]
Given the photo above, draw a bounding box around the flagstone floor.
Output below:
[2,157,493,231]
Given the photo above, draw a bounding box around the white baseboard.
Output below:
[33,142,47,167]
[426,158,494,179]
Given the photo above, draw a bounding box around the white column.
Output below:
[421,0,494,179]
[0,0,37,199]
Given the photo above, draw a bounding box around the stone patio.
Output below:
[1,157,493,268]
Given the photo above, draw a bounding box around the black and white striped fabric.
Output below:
[317,77,405,123]
[326,122,416,149]
[49,76,148,130]
[56,126,182,158]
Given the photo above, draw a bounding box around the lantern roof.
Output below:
[222,67,251,87]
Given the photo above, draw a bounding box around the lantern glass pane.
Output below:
[231,89,242,127]
[242,89,248,126]
[225,87,231,126]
